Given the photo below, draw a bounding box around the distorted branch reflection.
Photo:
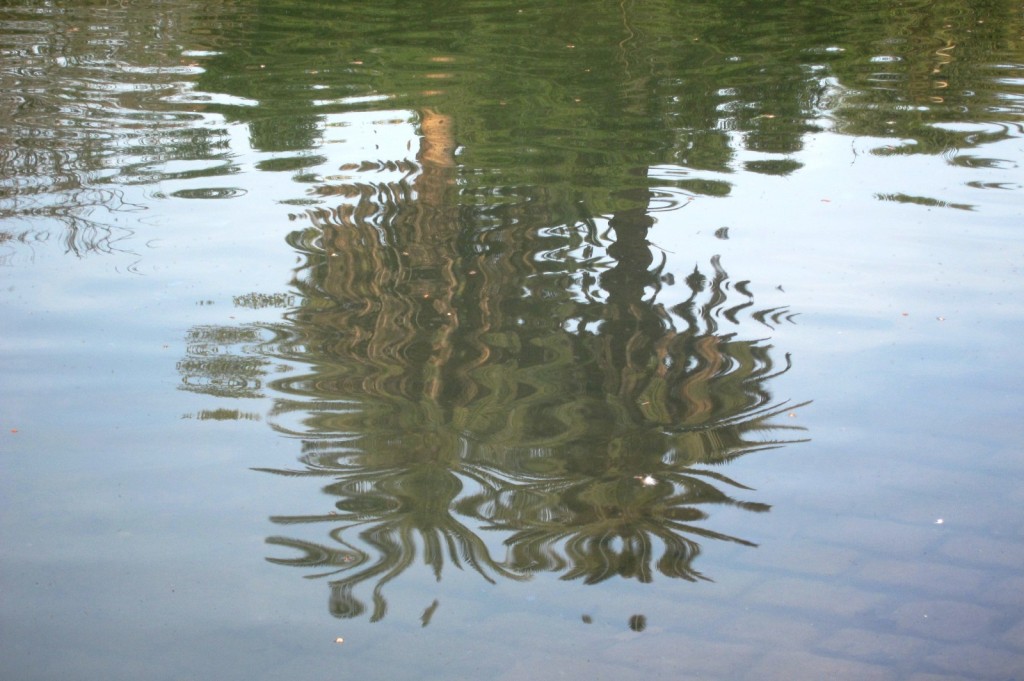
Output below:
[172,106,810,621]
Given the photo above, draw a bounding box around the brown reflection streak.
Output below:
[292,107,532,418]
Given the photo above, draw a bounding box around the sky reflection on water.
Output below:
[2,1,1024,680]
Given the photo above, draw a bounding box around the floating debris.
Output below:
[420,600,439,628]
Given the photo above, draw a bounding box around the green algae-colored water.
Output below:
[2,2,1023,679]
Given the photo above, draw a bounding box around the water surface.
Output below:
[2,1,1023,679]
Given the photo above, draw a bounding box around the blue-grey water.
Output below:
[2,2,1023,679]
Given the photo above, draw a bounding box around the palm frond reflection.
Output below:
[238,172,808,618]
[261,459,526,622]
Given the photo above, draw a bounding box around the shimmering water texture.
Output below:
[2,1,1023,680]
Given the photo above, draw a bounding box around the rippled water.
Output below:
[2,1,1023,680]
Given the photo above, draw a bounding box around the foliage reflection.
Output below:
[179,109,808,618]
[2,0,1021,255]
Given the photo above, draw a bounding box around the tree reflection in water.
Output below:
[180,110,808,622]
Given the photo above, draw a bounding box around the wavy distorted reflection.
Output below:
[178,109,808,621]
[0,2,237,256]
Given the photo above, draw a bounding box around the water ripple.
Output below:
[0,2,238,252]
[170,187,247,200]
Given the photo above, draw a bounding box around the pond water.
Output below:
[2,1,1023,679]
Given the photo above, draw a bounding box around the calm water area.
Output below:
[2,1,1023,679]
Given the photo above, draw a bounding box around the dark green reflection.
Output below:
[3,0,1022,254]
[193,0,1023,158]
